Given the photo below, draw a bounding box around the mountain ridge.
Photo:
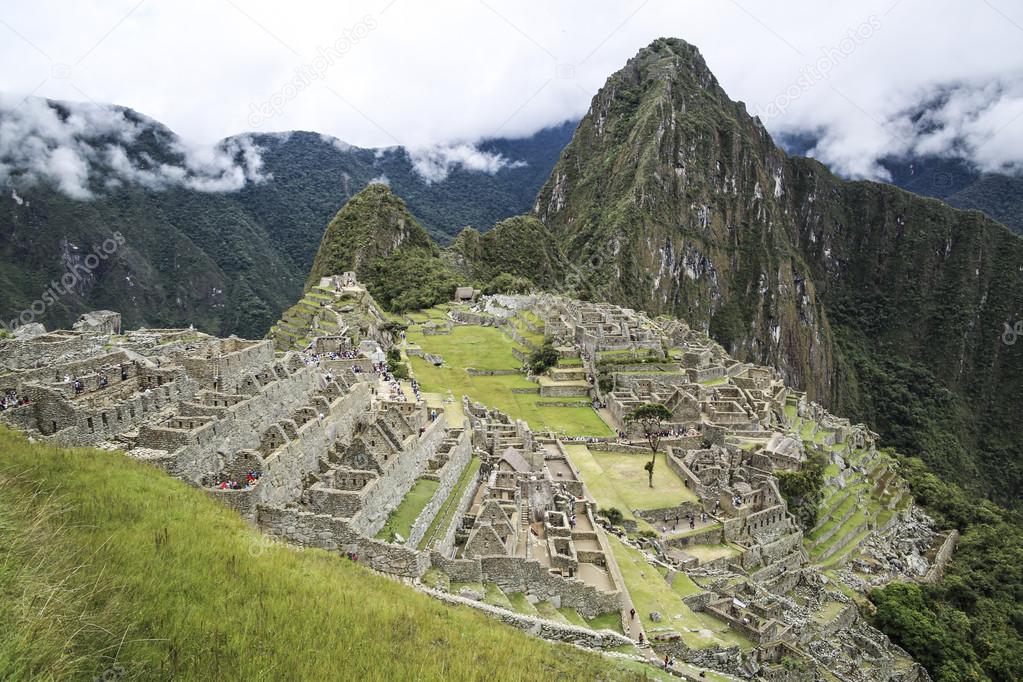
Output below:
[0,99,573,337]
[529,37,1023,504]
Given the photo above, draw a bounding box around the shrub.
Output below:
[528,340,559,374]
[483,272,534,295]
[598,507,624,526]
[776,451,828,530]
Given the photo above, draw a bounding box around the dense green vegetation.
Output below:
[0,104,574,338]
[776,451,828,530]
[451,216,568,291]
[0,427,656,681]
[869,456,1023,682]
[305,184,467,313]
[781,136,1023,237]
[369,246,463,312]
[527,339,559,374]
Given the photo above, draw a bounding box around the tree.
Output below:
[527,340,559,375]
[483,272,534,295]
[626,403,672,488]
[776,451,828,530]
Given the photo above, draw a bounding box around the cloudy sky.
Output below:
[2,0,1022,181]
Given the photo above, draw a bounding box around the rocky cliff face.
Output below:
[535,38,835,400]
[534,38,1023,501]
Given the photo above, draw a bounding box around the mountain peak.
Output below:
[305,182,434,289]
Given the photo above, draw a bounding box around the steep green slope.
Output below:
[306,183,434,286]
[0,182,299,338]
[532,38,1023,503]
[0,427,649,681]
[869,455,1023,682]
[305,184,464,312]
[535,38,835,398]
[450,215,569,291]
[781,134,1023,237]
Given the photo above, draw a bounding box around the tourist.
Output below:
[630,608,636,620]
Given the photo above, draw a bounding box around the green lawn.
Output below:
[375,478,440,543]
[564,445,697,521]
[607,536,752,651]
[506,592,540,616]
[407,324,612,437]
[419,457,482,550]
[0,427,657,681]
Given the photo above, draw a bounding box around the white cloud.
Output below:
[406,144,526,184]
[0,0,1020,181]
[367,174,389,186]
[0,95,269,198]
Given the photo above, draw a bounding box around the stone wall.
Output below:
[351,536,430,576]
[423,588,633,650]
[539,383,590,398]
[406,428,472,548]
[479,556,621,618]
[350,413,449,537]
[259,382,372,507]
[434,464,483,557]
[921,530,959,584]
[257,506,430,577]
[430,552,483,583]
[258,506,360,551]
[209,485,259,521]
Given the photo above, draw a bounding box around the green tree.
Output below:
[483,272,535,295]
[527,340,559,375]
[776,452,828,530]
[626,403,672,488]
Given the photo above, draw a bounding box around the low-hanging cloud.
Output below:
[0,95,269,199]
[796,77,1023,180]
[1,1,1021,185]
[406,144,526,184]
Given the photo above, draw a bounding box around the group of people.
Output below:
[302,349,359,369]
[372,362,406,401]
[0,390,28,411]
[62,373,111,396]
[214,470,262,490]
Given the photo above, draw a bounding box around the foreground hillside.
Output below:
[0,427,653,681]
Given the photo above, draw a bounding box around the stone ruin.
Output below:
[0,286,950,681]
